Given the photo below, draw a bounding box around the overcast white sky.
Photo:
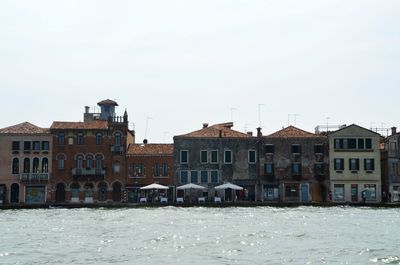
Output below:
[1,0,399,142]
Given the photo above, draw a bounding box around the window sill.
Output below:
[366,170,374,173]
[335,170,343,173]
[351,171,358,173]
[129,176,145,179]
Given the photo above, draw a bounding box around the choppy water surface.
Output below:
[0,207,399,265]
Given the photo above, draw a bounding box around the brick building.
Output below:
[125,142,174,202]
[0,122,52,204]
[50,99,134,204]
[260,126,329,203]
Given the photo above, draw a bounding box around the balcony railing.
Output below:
[19,173,50,182]
[111,145,124,155]
[72,168,105,181]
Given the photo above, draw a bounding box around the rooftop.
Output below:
[266,126,323,138]
[127,144,173,156]
[176,122,251,138]
[51,120,109,130]
[0,122,49,134]
[97,99,118,106]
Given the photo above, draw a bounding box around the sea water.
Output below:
[0,207,399,265]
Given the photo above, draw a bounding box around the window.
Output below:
[57,154,66,170]
[76,155,84,169]
[180,171,189,183]
[393,162,399,176]
[12,158,19,174]
[24,141,31,151]
[349,158,360,171]
[364,159,375,171]
[210,171,219,183]
[291,144,301,154]
[348,139,357,149]
[96,133,102,145]
[154,163,160,176]
[23,158,30,173]
[42,158,49,173]
[264,163,274,175]
[86,155,93,169]
[351,184,358,202]
[200,171,208,183]
[68,137,74,145]
[365,138,372,149]
[314,145,324,154]
[210,150,218,164]
[264,144,274,154]
[113,161,121,174]
[58,133,65,145]
[42,141,49,151]
[130,163,145,176]
[248,150,256,164]
[364,184,376,200]
[71,183,80,199]
[115,132,121,146]
[292,163,301,175]
[77,132,84,145]
[180,150,189,164]
[33,141,40,151]
[358,139,364,149]
[333,184,345,201]
[190,171,198,183]
[162,163,168,176]
[334,158,344,171]
[314,163,324,175]
[334,139,343,149]
[224,150,232,164]
[12,141,20,151]
[32,158,40,173]
[200,150,208,164]
[95,155,103,169]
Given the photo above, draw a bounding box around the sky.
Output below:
[1,0,399,143]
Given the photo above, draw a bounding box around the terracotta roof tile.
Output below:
[266,126,323,138]
[0,122,49,134]
[127,144,173,155]
[177,122,251,138]
[51,120,109,130]
[97,99,118,106]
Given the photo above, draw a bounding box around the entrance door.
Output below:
[10,183,19,203]
[55,183,66,203]
[301,184,309,203]
[112,182,122,202]
[0,185,5,204]
[98,182,108,202]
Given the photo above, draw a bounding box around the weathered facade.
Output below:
[125,142,174,202]
[0,122,52,204]
[50,99,134,204]
[384,127,400,202]
[259,126,329,203]
[329,124,381,203]
[174,123,259,202]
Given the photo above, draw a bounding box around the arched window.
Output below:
[56,153,66,170]
[113,161,121,174]
[115,132,121,146]
[42,158,49,173]
[86,154,93,169]
[12,158,19,174]
[96,133,102,145]
[23,158,30,173]
[32,158,40,173]
[76,155,84,169]
[95,154,104,170]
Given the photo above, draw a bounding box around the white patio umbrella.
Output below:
[140,183,169,190]
[176,183,206,203]
[214,182,243,190]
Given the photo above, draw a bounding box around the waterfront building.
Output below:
[383,127,400,202]
[50,99,134,204]
[328,124,381,203]
[0,122,52,204]
[125,142,174,202]
[259,126,329,203]
[173,122,258,202]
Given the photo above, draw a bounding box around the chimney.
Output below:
[85,106,90,114]
[203,123,209,129]
[143,139,148,144]
[247,131,253,136]
[392,127,397,136]
[257,127,262,137]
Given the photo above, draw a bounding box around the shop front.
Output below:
[25,185,46,204]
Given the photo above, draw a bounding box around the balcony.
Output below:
[111,145,124,155]
[19,173,50,182]
[72,168,105,181]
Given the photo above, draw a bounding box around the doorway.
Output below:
[55,183,66,203]
[10,183,19,203]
